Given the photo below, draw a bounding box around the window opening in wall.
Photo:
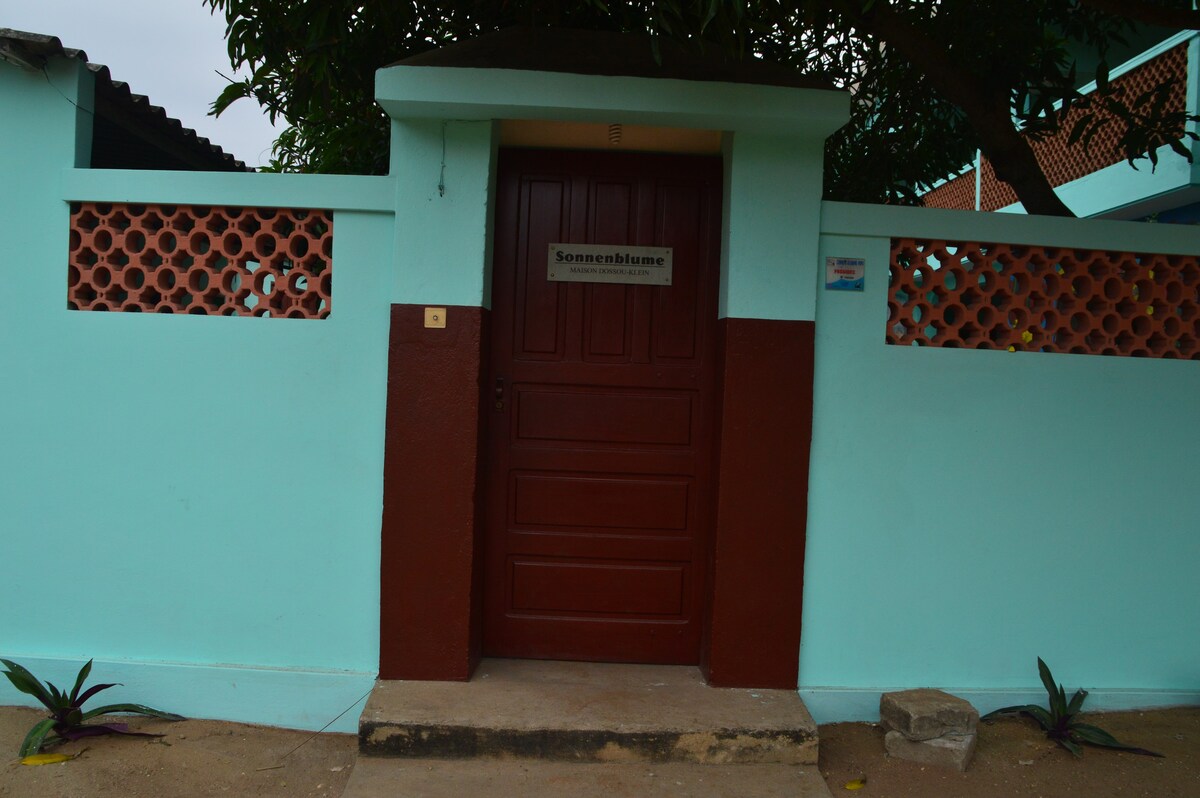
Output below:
[68,203,333,318]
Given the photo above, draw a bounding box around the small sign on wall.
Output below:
[548,243,673,285]
[825,257,865,291]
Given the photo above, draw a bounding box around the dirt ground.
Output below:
[819,707,1200,798]
[0,705,1196,797]
[0,707,357,798]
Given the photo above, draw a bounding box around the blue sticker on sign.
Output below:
[825,257,865,291]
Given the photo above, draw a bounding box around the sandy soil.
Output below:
[819,707,1200,798]
[0,707,356,798]
[0,705,1196,797]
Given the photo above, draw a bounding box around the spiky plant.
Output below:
[2,658,184,757]
[982,658,1162,758]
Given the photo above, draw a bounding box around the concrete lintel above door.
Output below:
[375,67,848,138]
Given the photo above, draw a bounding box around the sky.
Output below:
[3,0,281,168]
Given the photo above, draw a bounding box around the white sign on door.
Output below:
[548,243,673,286]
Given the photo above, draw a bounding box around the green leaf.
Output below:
[1167,138,1193,161]
[47,682,64,707]
[1023,705,1055,731]
[983,704,1054,731]
[18,718,57,758]
[74,683,118,707]
[1057,735,1083,757]
[69,660,93,705]
[1037,658,1057,700]
[80,703,186,723]
[1066,688,1087,716]
[1069,722,1121,746]
[1,660,55,710]
[1070,722,1163,756]
[1038,659,1067,719]
[982,703,1039,720]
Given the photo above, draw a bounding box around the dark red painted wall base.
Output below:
[379,304,487,681]
[705,317,815,689]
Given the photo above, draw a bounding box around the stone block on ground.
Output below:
[879,688,979,741]
[884,729,977,772]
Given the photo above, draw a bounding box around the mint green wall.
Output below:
[2,53,850,733]
[0,64,398,730]
[0,59,91,313]
[2,205,391,670]
[376,67,849,136]
[376,63,847,316]
[9,52,1197,735]
[801,202,1200,723]
[1044,143,1193,218]
[391,119,498,307]
[721,132,826,321]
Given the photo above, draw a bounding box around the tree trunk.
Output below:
[972,104,1076,217]
[857,2,1076,217]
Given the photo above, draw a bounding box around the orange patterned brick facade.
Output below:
[924,45,1189,212]
[69,203,333,317]
[889,239,1200,359]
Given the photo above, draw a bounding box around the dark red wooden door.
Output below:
[484,149,721,664]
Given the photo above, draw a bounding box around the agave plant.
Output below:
[2,658,185,757]
[982,657,1162,758]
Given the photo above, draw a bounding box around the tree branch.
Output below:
[1076,0,1200,29]
[855,2,1075,216]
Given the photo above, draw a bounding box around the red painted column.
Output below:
[379,304,488,680]
[705,317,815,688]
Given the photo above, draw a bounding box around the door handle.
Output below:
[494,377,505,411]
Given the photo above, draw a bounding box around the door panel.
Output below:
[515,388,694,447]
[484,148,721,664]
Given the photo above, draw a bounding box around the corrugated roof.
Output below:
[0,28,251,172]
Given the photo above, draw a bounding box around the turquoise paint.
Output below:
[1,112,395,729]
[391,119,497,307]
[800,201,1200,722]
[377,65,848,313]
[820,200,1200,255]
[376,67,849,136]
[1,46,851,733]
[12,45,1197,734]
[994,142,1194,219]
[0,656,373,734]
[63,169,396,211]
[0,58,90,320]
[720,132,826,321]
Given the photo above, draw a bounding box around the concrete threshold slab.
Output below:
[341,758,835,798]
[359,658,817,765]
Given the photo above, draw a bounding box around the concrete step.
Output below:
[341,758,834,798]
[358,658,818,765]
